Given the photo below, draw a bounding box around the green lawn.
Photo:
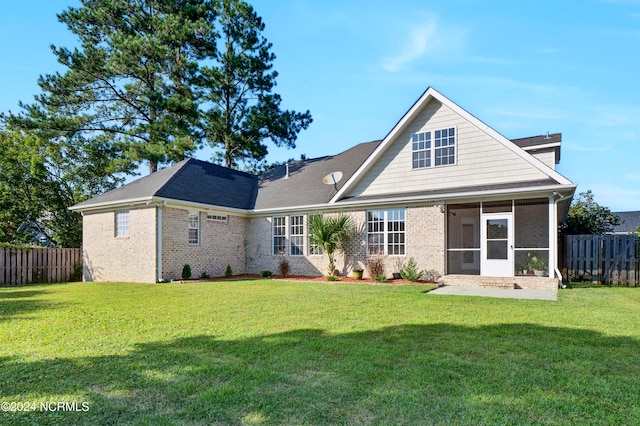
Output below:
[1,280,640,425]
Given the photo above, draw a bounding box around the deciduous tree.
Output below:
[561,190,620,235]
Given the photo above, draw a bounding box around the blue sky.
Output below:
[1,1,639,211]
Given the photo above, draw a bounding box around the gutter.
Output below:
[251,183,577,215]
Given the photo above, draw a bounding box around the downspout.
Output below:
[157,201,166,282]
[553,192,573,287]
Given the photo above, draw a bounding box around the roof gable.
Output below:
[331,87,572,203]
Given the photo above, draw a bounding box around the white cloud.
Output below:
[381,21,438,72]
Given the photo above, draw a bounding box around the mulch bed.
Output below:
[174,274,436,285]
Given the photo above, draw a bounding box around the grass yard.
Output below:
[1,280,640,425]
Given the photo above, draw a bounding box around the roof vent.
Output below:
[284,163,290,179]
[544,131,550,140]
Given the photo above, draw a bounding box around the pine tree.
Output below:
[200,0,312,169]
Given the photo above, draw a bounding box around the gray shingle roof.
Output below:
[254,141,381,210]
[511,133,561,148]
[72,158,258,210]
[611,211,640,234]
[73,131,565,212]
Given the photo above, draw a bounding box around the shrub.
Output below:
[199,271,211,279]
[224,264,233,278]
[327,275,338,281]
[261,270,273,278]
[399,257,424,282]
[375,274,388,283]
[366,255,385,280]
[278,257,290,278]
[181,264,192,280]
[423,269,442,283]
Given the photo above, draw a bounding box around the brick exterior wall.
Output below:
[82,207,157,283]
[81,201,554,288]
[160,207,248,281]
[245,205,446,279]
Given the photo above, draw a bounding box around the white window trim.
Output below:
[307,215,323,257]
[272,216,287,255]
[412,126,457,169]
[289,215,304,256]
[188,211,200,245]
[206,214,228,222]
[367,209,406,256]
[115,210,130,238]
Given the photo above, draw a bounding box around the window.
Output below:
[188,212,200,245]
[206,214,228,222]
[412,127,456,169]
[272,216,286,255]
[412,131,431,169]
[435,128,456,166]
[290,215,304,256]
[308,215,323,256]
[115,210,130,237]
[367,209,405,255]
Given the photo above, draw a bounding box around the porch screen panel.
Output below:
[446,203,480,275]
[514,199,550,276]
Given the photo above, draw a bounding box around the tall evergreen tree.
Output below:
[200,0,312,168]
[9,0,218,173]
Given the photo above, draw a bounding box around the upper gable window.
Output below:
[412,127,456,169]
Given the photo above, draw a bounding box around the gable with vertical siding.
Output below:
[344,97,555,199]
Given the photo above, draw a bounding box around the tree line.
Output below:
[0,0,311,247]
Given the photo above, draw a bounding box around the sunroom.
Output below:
[445,198,557,282]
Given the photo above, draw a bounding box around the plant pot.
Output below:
[353,270,363,280]
[392,272,402,280]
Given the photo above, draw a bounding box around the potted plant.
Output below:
[524,253,548,276]
[352,268,363,280]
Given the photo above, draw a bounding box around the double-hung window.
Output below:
[412,127,456,169]
[272,216,286,255]
[115,210,130,237]
[367,209,405,255]
[290,215,304,256]
[308,215,323,256]
[188,212,200,245]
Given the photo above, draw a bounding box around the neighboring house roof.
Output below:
[511,133,562,164]
[611,211,640,234]
[255,141,381,210]
[511,133,561,149]
[71,158,258,211]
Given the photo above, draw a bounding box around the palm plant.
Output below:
[308,213,356,276]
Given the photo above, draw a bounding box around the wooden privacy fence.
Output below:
[0,248,82,286]
[563,234,639,286]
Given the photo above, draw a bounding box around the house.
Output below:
[611,211,640,234]
[71,87,576,289]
